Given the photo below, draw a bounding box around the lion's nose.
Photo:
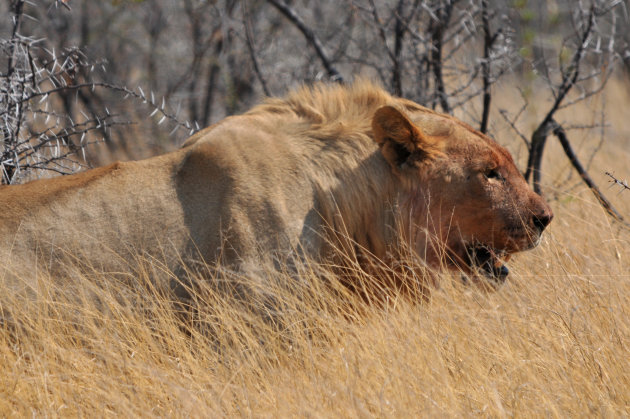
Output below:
[532,210,553,232]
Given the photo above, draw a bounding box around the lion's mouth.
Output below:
[465,244,510,282]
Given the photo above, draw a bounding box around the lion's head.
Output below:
[372,105,553,283]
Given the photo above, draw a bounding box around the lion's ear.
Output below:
[372,106,438,169]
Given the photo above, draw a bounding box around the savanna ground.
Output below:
[1,78,629,417]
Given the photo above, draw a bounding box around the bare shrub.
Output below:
[0,0,192,184]
[0,1,118,183]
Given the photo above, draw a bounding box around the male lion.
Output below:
[0,81,552,294]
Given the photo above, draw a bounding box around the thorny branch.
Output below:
[1,1,192,184]
[605,172,630,194]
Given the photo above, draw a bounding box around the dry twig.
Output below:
[605,172,630,194]
[266,0,344,83]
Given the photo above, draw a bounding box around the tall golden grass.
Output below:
[1,80,629,417]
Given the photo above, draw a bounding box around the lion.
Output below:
[0,81,552,294]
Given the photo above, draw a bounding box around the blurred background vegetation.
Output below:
[1,0,629,208]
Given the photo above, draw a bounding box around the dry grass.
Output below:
[1,81,630,417]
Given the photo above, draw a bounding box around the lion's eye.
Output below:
[485,169,502,181]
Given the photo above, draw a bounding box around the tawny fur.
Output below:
[0,80,551,290]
